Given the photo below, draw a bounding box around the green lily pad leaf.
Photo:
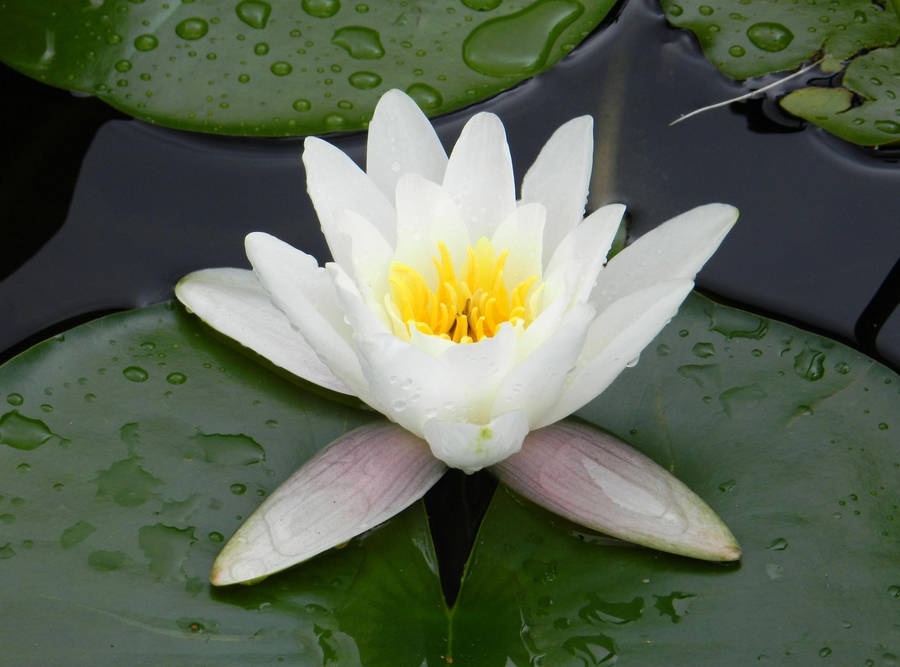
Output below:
[452,293,898,663]
[2,294,897,662]
[661,0,900,146]
[661,0,900,79]
[0,0,616,137]
[0,303,447,664]
[781,44,900,146]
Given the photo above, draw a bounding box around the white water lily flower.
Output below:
[178,89,737,474]
[177,90,741,584]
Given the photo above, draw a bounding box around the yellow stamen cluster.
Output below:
[388,238,538,344]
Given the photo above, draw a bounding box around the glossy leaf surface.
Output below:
[661,0,900,146]
[0,303,447,664]
[1,294,897,663]
[455,293,899,664]
[781,45,900,146]
[0,0,616,136]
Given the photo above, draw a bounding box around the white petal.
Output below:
[521,116,594,257]
[175,268,351,394]
[303,136,397,248]
[423,410,530,473]
[332,209,393,304]
[442,112,516,241]
[544,203,625,300]
[438,323,518,423]
[244,232,368,395]
[538,279,694,426]
[492,421,741,561]
[590,203,737,312]
[394,174,471,284]
[210,422,446,585]
[366,89,448,200]
[494,303,595,426]
[329,265,468,432]
[490,202,546,286]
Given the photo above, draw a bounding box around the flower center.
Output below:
[387,238,538,344]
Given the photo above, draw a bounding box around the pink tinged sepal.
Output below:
[491,421,741,562]
[210,421,446,586]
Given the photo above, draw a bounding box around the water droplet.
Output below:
[209,531,225,543]
[302,0,340,18]
[6,393,23,406]
[818,647,832,657]
[678,329,690,337]
[88,549,128,571]
[115,59,132,72]
[122,366,149,382]
[238,73,251,83]
[254,41,269,55]
[349,70,382,89]
[793,345,826,381]
[270,61,293,75]
[692,342,715,358]
[405,82,443,110]
[728,45,745,57]
[878,422,889,430]
[191,432,265,465]
[173,16,210,40]
[668,3,683,16]
[60,521,96,548]
[331,26,384,59]
[767,537,789,551]
[677,364,720,389]
[0,513,14,525]
[853,9,867,22]
[708,307,768,339]
[337,99,353,110]
[134,34,159,51]
[139,523,195,580]
[96,457,162,506]
[656,343,670,356]
[834,361,850,375]
[718,479,736,492]
[563,634,617,664]
[579,594,644,625]
[230,482,247,495]
[874,120,900,135]
[0,411,55,450]
[719,384,767,417]
[324,113,347,129]
[235,1,271,29]
[16,462,30,473]
[653,591,696,623]
[888,584,900,598]
[463,0,502,9]
[106,32,123,45]
[698,4,714,15]
[0,543,15,559]
[163,372,186,386]
[463,0,584,77]
[746,22,794,52]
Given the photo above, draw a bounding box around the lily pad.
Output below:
[1,294,897,662]
[455,293,899,663]
[0,303,446,664]
[661,0,900,146]
[781,44,900,146]
[0,0,617,137]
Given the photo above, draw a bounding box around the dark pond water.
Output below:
[1,0,898,598]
